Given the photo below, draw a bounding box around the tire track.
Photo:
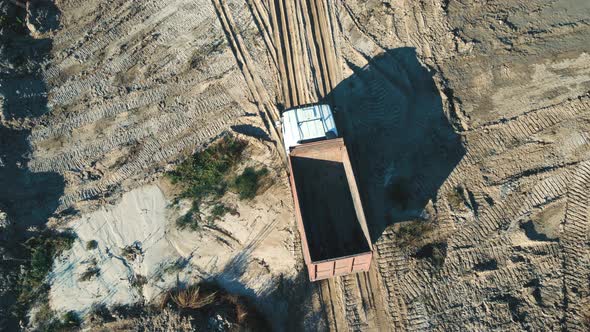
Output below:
[463,94,590,165]
[211,0,283,145]
[375,234,410,330]
[561,161,590,331]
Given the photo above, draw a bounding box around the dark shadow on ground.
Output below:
[231,124,271,142]
[325,48,465,243]
[214,255,317,331]
[0,1,63,329]
[0,127,64,231]
[207,223,323,331]
[187,49,466,332]
[0,0,63,231]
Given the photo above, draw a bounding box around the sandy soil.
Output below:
[48,137,300,328]
[1,0,589,330]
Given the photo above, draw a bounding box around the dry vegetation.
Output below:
[395,220,435,248]
[151,283,270,331]
[168,285,217,310]
[81,282,271,331]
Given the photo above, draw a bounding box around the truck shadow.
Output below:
[325,48,465,243]
[212,242,318,331]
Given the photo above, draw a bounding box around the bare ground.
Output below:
[0,0,589,330]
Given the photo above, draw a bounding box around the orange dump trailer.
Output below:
[287,138,373,281]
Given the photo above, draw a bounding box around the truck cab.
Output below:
[281,104,338,154]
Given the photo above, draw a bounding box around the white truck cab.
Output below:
[281,104,338,154]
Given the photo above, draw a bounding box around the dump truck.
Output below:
[281,104,373,281]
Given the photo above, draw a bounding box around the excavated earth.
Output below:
[1,0,589,330]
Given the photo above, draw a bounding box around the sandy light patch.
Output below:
[49,164,297,317]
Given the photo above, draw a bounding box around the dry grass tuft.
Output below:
[170,286,217,309]
[230,295,249,323]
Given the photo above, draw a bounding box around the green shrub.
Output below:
[0,15,21,30]
[61,310,81,328]
[121,243,141,261]
[167,135,247,200]
[21,232,76,289]
[396,221,434,248]
[15,231,76,321]
[30,247,54,283]
[79,266,100,282]
[206,203,238,224]
[34,301,55,327]
[414,242,447,269]
[38,310,81,332]
[211,203,229,217]
[167,135,247,230]
[447,186,465,209]
[232,167,268,200]
[86,239,98,250]
[87,303,114,325]
[176,209,201,231]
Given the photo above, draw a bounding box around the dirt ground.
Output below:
[1,0,589,330]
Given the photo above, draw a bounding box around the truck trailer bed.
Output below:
[288,138,373,280]
[291,156,369,261]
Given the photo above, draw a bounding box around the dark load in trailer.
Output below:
[282,105,373,281]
